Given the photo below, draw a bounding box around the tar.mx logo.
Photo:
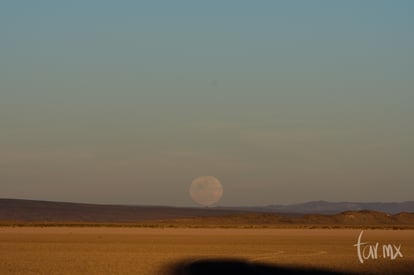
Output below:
[353,231,403,263]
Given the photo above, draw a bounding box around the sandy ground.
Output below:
[0,227,413,274]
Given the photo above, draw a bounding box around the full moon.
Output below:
[189,176,223,207]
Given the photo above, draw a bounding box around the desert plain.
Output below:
[0,227,413,275]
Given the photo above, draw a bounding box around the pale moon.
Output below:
[189,176,223,207]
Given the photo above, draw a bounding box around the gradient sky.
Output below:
[1,1,413,206]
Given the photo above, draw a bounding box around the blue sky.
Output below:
[1,1,413,206]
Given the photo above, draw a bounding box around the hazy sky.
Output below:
[1,1,413,206]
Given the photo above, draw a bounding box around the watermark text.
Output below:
[354,231,403,263]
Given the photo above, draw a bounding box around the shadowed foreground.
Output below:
[166,259,354,275]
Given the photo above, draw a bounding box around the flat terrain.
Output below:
[0,227,413,274]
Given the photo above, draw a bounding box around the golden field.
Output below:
[0,227,413,274]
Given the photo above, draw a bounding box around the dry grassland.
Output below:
[0,227,413,274]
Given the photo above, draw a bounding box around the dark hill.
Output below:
[1,199,413,227]
[232,200,414,214]
[0,198,245,223]
[157,210,414,227]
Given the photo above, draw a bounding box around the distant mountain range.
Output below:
[0,198,413,224]
[229,200,414,215]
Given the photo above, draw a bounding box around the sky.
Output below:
[1,1,413,206]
